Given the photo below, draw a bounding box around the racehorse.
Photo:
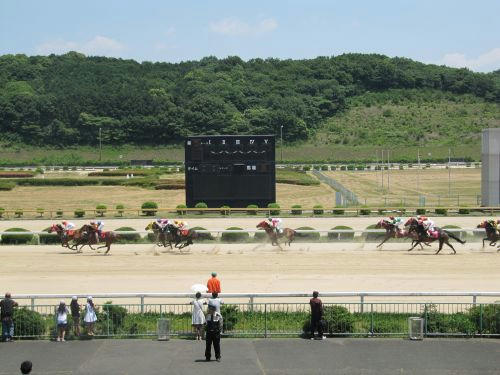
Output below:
[48,223,77,249]
[374,219,426,249]
[256,220,296,246]
[145,222,173,249]
[476,221,500,248]
[73,224,119,255]
[164,224,197,250]
[404,217,465,254]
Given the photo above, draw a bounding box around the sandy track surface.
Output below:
[1,242,499,304]
[0,216,489,232]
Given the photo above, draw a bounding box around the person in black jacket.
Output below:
[204,301,223,362]
[1,292,18,342]
[309,291,325,340]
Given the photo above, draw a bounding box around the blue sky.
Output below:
[1,0,499,72]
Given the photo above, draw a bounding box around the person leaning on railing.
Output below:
[309,291,326,340]
[1,292,18,342]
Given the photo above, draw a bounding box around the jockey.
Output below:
[173,219,188,236]
[387,216,402,228]
[268,217,283,234]
[487,219,499,235]
[419,217,436,238]
[62,220,75,231]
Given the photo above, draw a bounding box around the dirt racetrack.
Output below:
[1,239,499,305]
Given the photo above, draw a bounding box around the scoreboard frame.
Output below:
[185,135,276,208]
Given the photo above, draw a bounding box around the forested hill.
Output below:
[0,52,498,147]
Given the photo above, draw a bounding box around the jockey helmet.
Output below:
[90,221,95,225]
[156,218,162,223]
[62,221,67,225]
[389,216,395,220]
[268,217,272,221]
[97,220,103,225]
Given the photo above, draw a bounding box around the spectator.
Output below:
[20,361,32,374]
[1,292,18,342]
[70,296,81,337]
[207,272,221,293]
[83,297,97,336]
[309,291,325,340]
[56,300,69,342]
[190,292,206,340]
[204,301,223,362]
[208,292,223,314]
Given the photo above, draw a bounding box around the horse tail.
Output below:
[444,230,466,244]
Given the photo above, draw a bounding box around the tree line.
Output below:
[0,52,498,146]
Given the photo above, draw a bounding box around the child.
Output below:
[56,300,69,342]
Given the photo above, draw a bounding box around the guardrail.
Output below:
[9,300,500,339]
[0,206,499,218]
[11,291,500,311]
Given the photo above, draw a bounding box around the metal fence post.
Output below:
[360,295,365,313]
[107,306,110,337]
[473,295,477,305]
[370,303,374,336]
[30,298,35,311]
[249,296,254,312]
[264,304,268,338]
[424,304,428,337]
[479,304,483,336]
[140,296,145,313]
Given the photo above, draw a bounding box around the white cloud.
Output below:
[36,35,125,57]
[209,17,277,36]
[438,48,500,72]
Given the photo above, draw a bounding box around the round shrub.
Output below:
[303,305,354,335]
[246,204,258,215]
[295,226,320,241]
[1,228,34,244]
[191,226,214,241]
[313,205,324,215]
[176,204,187,215]
[115,227,141,243]
[328,226,354,241]
[74,209,85,218]
[458,207,470,215]
[14,209,23,218]
[220,205,230,216]
[442,225,467,241]
[55,209,63,217]
[363,224,385,242]
[101,302,128,333]
[96,204,107,217]
[416,208,427,215]
[435,207,448,215]
[116,204,125,216]
[221,227,249,243]
[0,207,4,217]
[321,165,329,171]
[469,304,500,334]
[36,207,44,217]
[291,205,302,215]
[359,206,371,215]
[141,201,158,216]
[0,181,15,191]
[13,307,46,337]
[221,304,239,332]
[39,227,60,245]
[195,202,208,215]
[267,203,280,215]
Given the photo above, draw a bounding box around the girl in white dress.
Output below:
[84,296,97,336]
[190,292,206,340]
[56,300,69,342]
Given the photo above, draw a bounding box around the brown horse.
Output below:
[477,220,500,249]
[374,219,426,249]
[404,218,465,254]
[145,222,174,249]
[48,224,77,249]
[164,224,197,250]
[73,224,119,255]
[256,221,296,246]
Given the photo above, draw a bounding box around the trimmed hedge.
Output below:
[96,204,107,217]
[328,226,354,241]
[0,181,15,190]
[246,204,258,215]
[176,204,187,215]
[115,227,141,243]
[435,207,448,215]
[1,228,34,244]
[359,207,371,215]
[416,208,427,215]
[363,224,385,241]
[295,226,320,241]
[221,227,249,242]
[116,204,124,216]
[74,209,85,218]
[39,227,60,245]
[220,205,230,216]
[291,205,302,215]
[195,202,208,214]
[313,205,324,215]
[267,203,280,215]
[13,308,45,336]
[191,226,215,241]
[332,207,345,215]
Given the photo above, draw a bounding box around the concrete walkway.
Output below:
[0,338,499,374]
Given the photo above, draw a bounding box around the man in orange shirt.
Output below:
[207,272,221,293]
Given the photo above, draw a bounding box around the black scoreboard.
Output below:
[185,135,276,208]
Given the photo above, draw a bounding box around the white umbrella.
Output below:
[190,284,208,293]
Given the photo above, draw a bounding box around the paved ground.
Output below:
[0,338,499,374]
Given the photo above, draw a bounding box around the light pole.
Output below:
[99,127,102,162]
[280,125,283,162]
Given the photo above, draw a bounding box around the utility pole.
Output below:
[99,127,102,162]
[417,148,420,193]
[280,125,283,162]
[381,150,384,189]
[448,148,451,197]
[387,149,390,192]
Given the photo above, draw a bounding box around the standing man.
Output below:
[208,292,223,314]
[205,301,223,362]
[309,291,325,340]
[1,292,18,342]
[207,272,221,294]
